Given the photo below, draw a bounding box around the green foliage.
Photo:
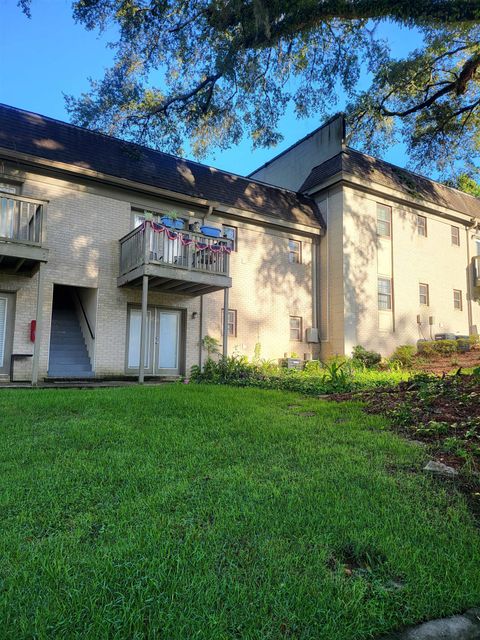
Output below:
[201,335,220,359]
[417,339,461,358]
[352,345,382,369]
[390,345,416,369]
[453,173,480,197]
[191,354,408,395]
[17,0,478,174]
[1,384,480,638]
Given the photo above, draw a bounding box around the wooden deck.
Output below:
[118,222,232,295]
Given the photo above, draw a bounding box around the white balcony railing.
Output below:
[119,221,232,278]
[0,193,44,244]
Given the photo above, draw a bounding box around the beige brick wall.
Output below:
[3,166,318,380]
[337,185,478,357]
[202,219,318,363]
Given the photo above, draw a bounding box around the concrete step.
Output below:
[49,365,93,375]
[49,301,92,376]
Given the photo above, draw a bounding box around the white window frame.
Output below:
[222,225,237,251]
[289,316,302,341]
[376,204,392,238]
[378,277,392,310]
[419,283,429,306]
[288,239,302,264]
[221,309,237,337]
[416,215,427,237]
[453,289,463,311]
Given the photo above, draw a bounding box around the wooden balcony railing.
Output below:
[0,193,44,244]
[119,222,232,278]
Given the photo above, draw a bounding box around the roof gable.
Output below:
[300,148,480,219]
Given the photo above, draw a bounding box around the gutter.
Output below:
[0,147,324,237]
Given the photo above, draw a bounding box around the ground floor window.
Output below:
[221,309,237,337]
[289,316,303,341]
[453,289,463,311]
[419,283,429,306]
[378,277,392,310]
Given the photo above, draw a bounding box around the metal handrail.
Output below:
[74,290,95,340]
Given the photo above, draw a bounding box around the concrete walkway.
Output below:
[380,608,480,640]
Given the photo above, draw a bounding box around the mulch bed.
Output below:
[413,349,480,376]
[329,373,480,518]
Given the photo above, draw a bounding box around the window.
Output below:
[476,240,480,256]
[221,309,237,337]
[222,225,237,251]
[419,283,429,306]
[288,239,302,264]
[133,212,147,228]
[378,277,392,310]
[451,226,460,246]
[289,316,302,341]
[416,215,427,236]
[453,289,463,311]
[376,204,392,237]
[0,182,18,195]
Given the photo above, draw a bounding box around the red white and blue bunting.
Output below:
[145,221,232,253]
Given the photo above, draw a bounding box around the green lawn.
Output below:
[1,385,479,639]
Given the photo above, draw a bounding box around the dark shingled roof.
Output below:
[300,148,480,219]
[0,103,323,228]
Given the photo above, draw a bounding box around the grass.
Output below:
[0,384,479,639]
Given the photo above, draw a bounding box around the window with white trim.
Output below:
[419,283,429,306]
[416,215,427,237]
[453,289,463,311]
[221,309,237,337]
[289,316,302,341]
[222,225,237,251]
[376,204,392,238]
[378,277,392,310]
[288,239,302,264]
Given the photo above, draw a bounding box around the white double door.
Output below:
[127,307,182,376]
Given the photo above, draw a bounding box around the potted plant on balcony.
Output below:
[161,211,185,229]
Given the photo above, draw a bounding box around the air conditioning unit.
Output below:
[306,327,319,343]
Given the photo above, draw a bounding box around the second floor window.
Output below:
[376,204,392,237]
[416,215,427,237]
[419,283,429,306]
[453,289,463,311]
[0,182,18,195]
[378,277,392,310]
[222,225,237,251]
[289,316,302,341]
[451,226,460,246]
[288,239,302,264]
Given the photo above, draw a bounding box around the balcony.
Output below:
[0,193,48,274]
[474,255,480,288]
[118,221,232,295]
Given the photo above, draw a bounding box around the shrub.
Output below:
[434,339,459,356]
[351,345,382,369]
[417,339,458,358]
[191,354,407,396]
[390,345,416,368]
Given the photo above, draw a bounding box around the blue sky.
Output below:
[0,1,421,176]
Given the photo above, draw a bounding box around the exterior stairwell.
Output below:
[48,294,93,378]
